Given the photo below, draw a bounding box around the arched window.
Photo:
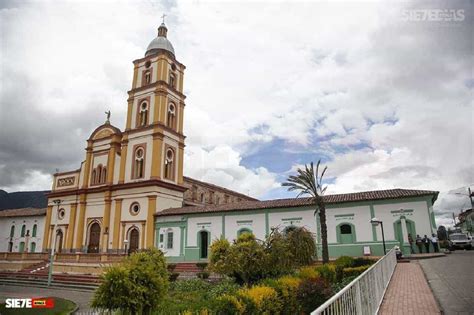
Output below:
[32,224,37,237]
[200,193,205,203]
[139,102,148,126]
[164,148,174,180]
[21,225,26,237]
[10,225,15,237]
[337,223,356,244]
[134,147,145,179]
[101,167,107,184]
[340,224,352,234]
[169,72,176,88]
[167,103,176,129]
[19,242,25,253]
[30,242,36,253]
[144,70,151,84]
[91,164,106,185]
[97,164,103,183]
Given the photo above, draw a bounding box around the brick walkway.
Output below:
[379,262,441,315]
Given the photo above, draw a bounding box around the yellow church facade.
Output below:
[43,23,255,254]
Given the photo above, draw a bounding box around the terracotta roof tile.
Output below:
[156,188,438,217]
[0,207,47,217]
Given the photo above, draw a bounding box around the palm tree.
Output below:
[282,160,329,264]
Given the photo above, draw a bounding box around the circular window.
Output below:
[136,148,144,158]
[145,61,151,68]
[168,103,175,113]
[166,149,174,160]
[171,63,177,71]
[130,202,140,216]
[141,102,147,110]
[58,208,65,220]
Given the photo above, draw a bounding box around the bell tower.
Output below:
[119,22,186,186]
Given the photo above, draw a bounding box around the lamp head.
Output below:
[370,217,381,225]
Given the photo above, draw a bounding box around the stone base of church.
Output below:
[0,260,43,272]
[53,262,117,275]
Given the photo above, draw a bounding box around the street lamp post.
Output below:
[124,239,129,256]
[48,199,61,287]
[370,217,386,255]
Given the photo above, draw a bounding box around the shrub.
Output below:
[197,271,210,279]
[334,256,354,268]
[209,238,231,274]
[170,278,210,292]
[210,235,268,284]
[297,266,319,280]
[332,275,357,292]
[214,295,245,315]
[286,227,317,266]
[205,278,240,300]
[315,264,336,283]
[352,257,375,267]
[335,264,344,283]
[92,248,169,314]
[296,277,334,314]
[210,227,317,284]
[342,265,371,278]
[265,229,293,276]
[169,272,180,281]
[275,276,302,314]
[239,285,281,314]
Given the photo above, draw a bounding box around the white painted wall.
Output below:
[0,215,45,252]
[187,216,222,247]
[326,206,372,243]
[157,226,181,256]
[225,213,266,241]
[373,200,433,241]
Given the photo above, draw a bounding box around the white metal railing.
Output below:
[311,247,397,315]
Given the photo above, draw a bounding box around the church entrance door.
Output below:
[129,229,139,254]
[88,223,101,253]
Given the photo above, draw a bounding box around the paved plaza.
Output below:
[379,261,441,315]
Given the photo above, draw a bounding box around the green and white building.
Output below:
[155,188,438,261]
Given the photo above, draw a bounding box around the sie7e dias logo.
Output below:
[5,298,54,309]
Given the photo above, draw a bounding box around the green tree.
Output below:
[91,248,169,314]
[282,160,330,263]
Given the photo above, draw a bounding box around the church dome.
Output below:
[145,23,175,57]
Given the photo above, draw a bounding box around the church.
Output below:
[1,23,438,262]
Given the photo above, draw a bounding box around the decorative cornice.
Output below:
[127,80,186,99]
[47,179,187,198]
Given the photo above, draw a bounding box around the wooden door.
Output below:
[88,223,101,253]
[200,231,209,259]
[129,229,139,254]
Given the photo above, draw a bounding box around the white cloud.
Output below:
[184,145,279,198]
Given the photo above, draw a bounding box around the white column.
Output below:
[400,217,409,245]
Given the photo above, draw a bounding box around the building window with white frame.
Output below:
[166,231,174,249]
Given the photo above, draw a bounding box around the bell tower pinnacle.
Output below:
[119,23,186,187]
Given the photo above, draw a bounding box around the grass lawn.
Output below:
[0,297,76,315]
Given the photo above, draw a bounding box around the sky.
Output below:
[0,0,472,227]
